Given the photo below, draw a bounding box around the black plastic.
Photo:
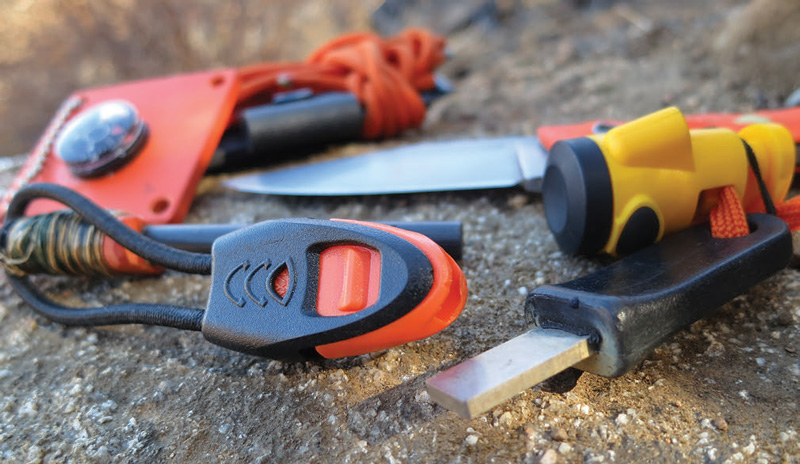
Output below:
[207,92,365,172]
[142,221,463,260]
[543,137,613,255]
[525,214,791,377]
[202,218,434,360]
[616,207,660,255]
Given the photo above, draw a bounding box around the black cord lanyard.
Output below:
[1,183,208,330]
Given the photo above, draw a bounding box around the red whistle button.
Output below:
[316,245,381,317]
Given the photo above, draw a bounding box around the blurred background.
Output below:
[1,0,380,154]
[3,0,800,157]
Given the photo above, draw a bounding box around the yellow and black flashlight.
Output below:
[542,107,795,255]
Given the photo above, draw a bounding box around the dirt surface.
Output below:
[1,1,799,463]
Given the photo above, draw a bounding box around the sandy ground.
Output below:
[1,0,799,462]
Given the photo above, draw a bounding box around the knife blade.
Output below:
[224,136,548,195]
[224,106,800,197]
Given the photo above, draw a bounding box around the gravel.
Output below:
[1,0,799,462]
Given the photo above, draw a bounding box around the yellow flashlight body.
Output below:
[543,107,794,256]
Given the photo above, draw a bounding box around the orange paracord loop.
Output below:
[710,186,750,239]
[235,28,446,139]
[775,196,800,231]
[710,186,800,238]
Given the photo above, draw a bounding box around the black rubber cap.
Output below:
[542,137,613,255]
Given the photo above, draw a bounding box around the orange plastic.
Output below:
[23,69,239,224]
[315,219,467,359]
[13,28,444,228]
[684,108,800,143]
[316,245,381,317]
[537,107,800,152]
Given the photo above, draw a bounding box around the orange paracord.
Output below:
[709,186,750,239]
[235,28,446,139]
[775,196,800,231]
[710,186,800,238]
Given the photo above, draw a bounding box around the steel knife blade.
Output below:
[224,136,548,196]
[224,105,800,197]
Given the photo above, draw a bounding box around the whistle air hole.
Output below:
[273,266,290,298]
[543,138,613,255]
[316,245,381,317]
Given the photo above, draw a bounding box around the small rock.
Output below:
[26,445,43,464]
[523,423,537,440]
[724,452,745,463]
[508,194,529,209]
[496,411,514,427]
[93,446,110,459]
[585,452,605,463]
[554,40,578,67]
[465,434,479,446]
[19,400,37,417]
[712,418,729,432]
[557,442,572,454]
[775,310,794,326]
[550,427,568,442]
[786,345,797,354]
[540,449,559,464]
[615,413,629,426]
[704,341,725,356]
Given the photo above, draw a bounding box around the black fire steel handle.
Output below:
[525,213,792,378]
